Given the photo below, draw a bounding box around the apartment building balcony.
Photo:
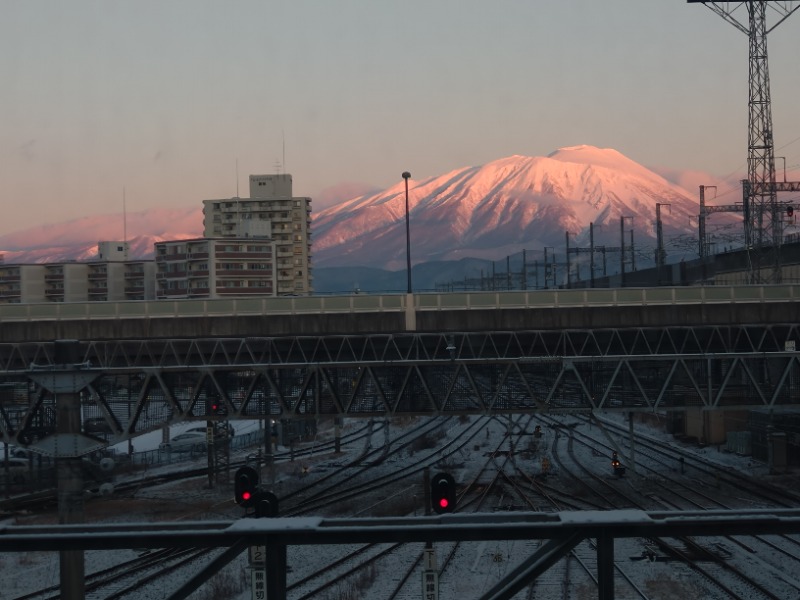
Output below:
[187,270,209,277]
[156,252,188,261]
[188,287,210,296]
[158,270,188,278]
[220,266,276,276]
[124,285,145,295]
[0,275,20,283]
[0,290,21,301]
[44,273,64,281]
[158,288,189,297]
[214,252,268,259]
[187,252,209,260]
[215,286,273,295]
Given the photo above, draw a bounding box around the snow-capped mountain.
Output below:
[0,207,202,263]
[312,145,722,269]
[0,146,733,271]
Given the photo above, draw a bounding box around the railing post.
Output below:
[597,531,614,600]
[266,541,287,600]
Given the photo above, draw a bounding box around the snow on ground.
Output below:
[1,413,797,599]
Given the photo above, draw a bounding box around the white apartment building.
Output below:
[0,242,155,303]
[0,173,312,303]
[154,238,278,298]
[201,174,313,296]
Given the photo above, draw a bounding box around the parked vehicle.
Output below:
[159,432,207,453]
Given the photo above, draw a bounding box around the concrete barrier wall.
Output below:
[1,285,799,342]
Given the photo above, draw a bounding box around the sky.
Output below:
[2,1,800,235]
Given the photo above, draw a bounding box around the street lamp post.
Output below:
[402,171,412,294]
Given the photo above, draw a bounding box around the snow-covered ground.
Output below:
[1,413,797,600]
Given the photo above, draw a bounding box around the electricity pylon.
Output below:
[688,1,800,282]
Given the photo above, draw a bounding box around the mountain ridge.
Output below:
[312,145,727,270]
[0,146,735,272]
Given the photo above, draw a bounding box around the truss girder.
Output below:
[3,350,799,446]
[3,325,800,372]
[2,325,800,445]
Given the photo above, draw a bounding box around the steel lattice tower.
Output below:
[689,1,800,282]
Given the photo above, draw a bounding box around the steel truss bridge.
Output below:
[2,320,800,447]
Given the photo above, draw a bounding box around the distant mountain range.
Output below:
[0,208,202,264]
[0,146,738,292]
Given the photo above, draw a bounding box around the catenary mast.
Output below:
[688,1,800,282]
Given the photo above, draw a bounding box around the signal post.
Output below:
[235,465,283,599]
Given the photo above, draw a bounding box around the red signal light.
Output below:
[431,472,456,514]
[235,466,259,508]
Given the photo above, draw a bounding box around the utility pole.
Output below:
[656,203,671,285]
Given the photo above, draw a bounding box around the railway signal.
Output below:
[235,466,259,507]
[788,206,794,218]
[254,491,279,518]
[430,472,456,514]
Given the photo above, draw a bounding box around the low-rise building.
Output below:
[154,238,278,299]
[0,243,156,303]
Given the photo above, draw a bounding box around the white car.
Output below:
[158,432,207,453]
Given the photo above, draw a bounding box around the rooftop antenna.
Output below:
[235,158,239,198]
[282,128,286,174]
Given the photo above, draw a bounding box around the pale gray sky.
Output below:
[1,1,799,233]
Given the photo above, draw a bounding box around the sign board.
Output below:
[249,545,266,564]
[423,547,437,570]
[422,570,438,600]
[251,567,266,600]
[786,340,796,352]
